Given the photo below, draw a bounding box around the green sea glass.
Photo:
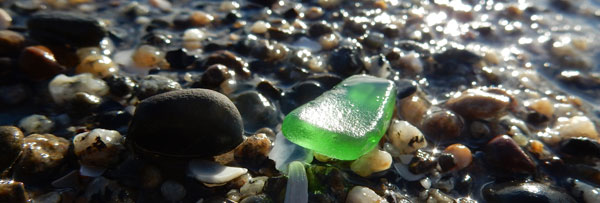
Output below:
[281,75,397,160]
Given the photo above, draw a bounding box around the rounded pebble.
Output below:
[76,54,118,78]
[446,88,511,119]
[18,115,54,135]
[135,75,182,100]
[0,126,24,172]
[387,119,427,154]
[350,148,392,177]
[18,45,66,81]
[128,89,243,158]
[48,73,109,104]
[73,128,125,167]
[346,186,387,203]
[443,144,472,170]
[16,134,69,178]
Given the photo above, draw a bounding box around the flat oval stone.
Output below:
[282,75,397,160]
[27,12,107,47]
[188,160,247,184]
[483,181,576,203]
[127,89,243,158]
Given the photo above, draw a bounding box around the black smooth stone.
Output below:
[483,181,576,203]
[282,8,299,19]
[165,49,196,69]
[280,81,327,114]
[328,46,365,77]
[96,110,133,131]
[395,79,418,99]
[267,27,291,41]
[223,11,242,24]
[233,91,279,132]
[305,73,342,90]
[128,89,244,158]
[560,137,600,158]
[104,74,136,98]
[276,65,310,84]
[27,12,107,47]
[0,126,24,172]
[256,80,282,100]
[308,22,333,38]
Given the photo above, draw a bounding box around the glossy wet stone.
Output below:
[15,134,69,180]
[127,89,243,158]
[27,12,107,47]
[233,91,279,132]
[18,45,66,81]
[0,180,29,203]
[282,75,396,160]
[329,46,365,77]
[483,181,576,203]
[0,126,24,172]
[484,135,535,174]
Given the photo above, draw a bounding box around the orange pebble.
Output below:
[444,144,472,170]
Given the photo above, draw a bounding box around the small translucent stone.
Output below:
[282,75,397,160]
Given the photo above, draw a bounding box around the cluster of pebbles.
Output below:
[0,0,599,202]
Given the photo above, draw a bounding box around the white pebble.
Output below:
[350,148,392,177]
[346,186,388,203]
[250,21,270,34]
[149,0,172,12]
[189,160,248,184]
[73,129,124,167]
[0,8,12,29]
[387,120,427,154]
[18,114,54,135]
[183,28,205,51]
[554,116,598,140]
[48,73,109,104]
[318,0,341,9]
[420,177,431,189]
[220,1,240,12]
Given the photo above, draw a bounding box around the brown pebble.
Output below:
[484,135,535,174]
[203,50,250,78]
[200,64,231,89]
[190,11,213,26]
[421,110,464,140]
[443,144,472,170]
[15,134,69,178]
[234,133,271,165]
[398,94,430,126]
[18,46,66,81]
[0,180,29,203]
[0,126,24,173]
[0,30,24,56]
[446,88,510,119]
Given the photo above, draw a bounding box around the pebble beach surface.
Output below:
[0,0,599,202]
